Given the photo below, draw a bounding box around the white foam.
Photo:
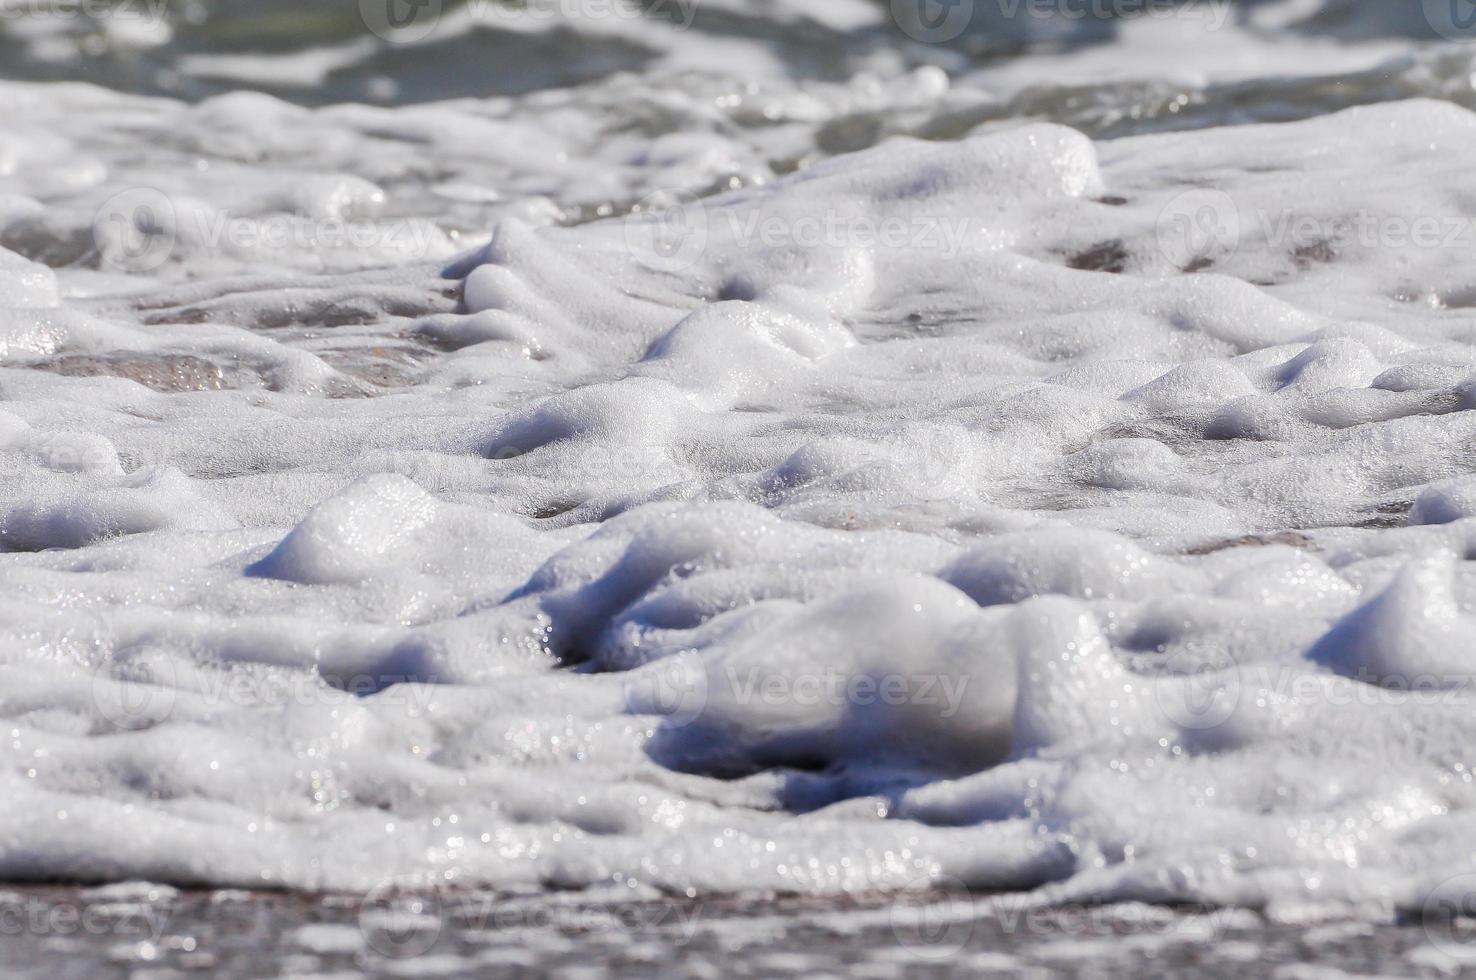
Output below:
[3,7,1476,921]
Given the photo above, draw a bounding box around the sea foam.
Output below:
[2,15,1476,920]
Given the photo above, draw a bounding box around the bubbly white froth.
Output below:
[3,5,1476,924]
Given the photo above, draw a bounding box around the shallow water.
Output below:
[7,0,1476,971]
[1,884,1469,978]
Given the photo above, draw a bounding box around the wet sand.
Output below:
[2,886,1473,979]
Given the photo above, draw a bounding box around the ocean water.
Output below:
[7,0,1476,962]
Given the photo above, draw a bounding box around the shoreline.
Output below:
[2,885,1472,978]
